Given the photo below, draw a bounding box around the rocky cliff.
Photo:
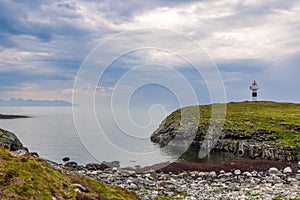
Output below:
[151,101,300,161]
[0,128,28,153]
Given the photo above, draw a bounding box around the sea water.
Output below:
[0,106,237,167]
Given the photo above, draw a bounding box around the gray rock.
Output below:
[209,171,217,177]
[30,152,39,157]
[12,149,28,156]
[287,178,297,183]
[298,161,300,168]
[242,172,252,177]
[0,128,28,152]
[64,161,78,169]
[283,167,292,174]
[62,157,70,162]
[129,183,139,190]
[234,169,241,175]
[268,167,280,175]
[102,161,120,168]
[86,163,109,171]
[72,183,88,192]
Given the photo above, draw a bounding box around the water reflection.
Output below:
[179,148,239,164]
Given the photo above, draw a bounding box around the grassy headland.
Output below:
[164,101,300,147]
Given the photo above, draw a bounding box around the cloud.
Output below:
[0,0,299,103]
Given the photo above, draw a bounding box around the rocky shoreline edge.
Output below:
[47,159,300,200]
[1,128,300,199]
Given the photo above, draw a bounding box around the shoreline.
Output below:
[1,127,300,199]
[0,113,30,119]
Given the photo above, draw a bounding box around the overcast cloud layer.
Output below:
[0,0,299,104]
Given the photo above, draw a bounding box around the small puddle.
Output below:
[178,148,240,164]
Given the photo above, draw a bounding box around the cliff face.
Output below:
[150,101,300,161]
[0,128,28,153]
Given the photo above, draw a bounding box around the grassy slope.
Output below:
[0,147,139,200]
[165,101,300,147]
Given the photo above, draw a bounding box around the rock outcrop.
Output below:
[0,128,28,153]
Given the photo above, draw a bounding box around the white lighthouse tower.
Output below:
[249,80,259,101]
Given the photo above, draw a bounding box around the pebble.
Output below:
[234,169,241,175]
[48,160,300,200]
[268,167,280,175]
[283,167,292,174]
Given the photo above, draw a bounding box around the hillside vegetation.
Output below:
[165,101,300,147]
[0,147,139,200]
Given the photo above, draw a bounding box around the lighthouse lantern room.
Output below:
[250,80,259,101]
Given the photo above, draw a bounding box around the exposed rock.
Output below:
[86,163,109,171]
[30,152,39,157]
[283,167,292,174]
[62,157,70,162]
[234,169,241,175]
[102,161,120,168]
[268,167,280,175]
[72,183,88,192]
[150,102,300,161]
[12,149,28,156]
[0,128,28,153]
[65,161,78,169]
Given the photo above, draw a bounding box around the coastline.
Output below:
[1,127,300,199]
[0,113,30,119]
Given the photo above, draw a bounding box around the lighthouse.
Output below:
[249,80,259,101]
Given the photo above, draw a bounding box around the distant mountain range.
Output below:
[0,98,73,106]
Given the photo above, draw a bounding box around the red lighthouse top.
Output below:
[252,80,257,85]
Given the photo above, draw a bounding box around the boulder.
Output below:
[102,161,120,168]
[86,163,109,171]
[62,157,70,162]
[64,161,78,169]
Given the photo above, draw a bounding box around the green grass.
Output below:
[0,147,139,200]
[164,101,300,147]
[273,196,300,200]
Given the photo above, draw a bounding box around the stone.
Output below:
[298,161,300,168]
[268,167,280,175]
[209,171,217,177]
[129,183,139,190]
[287,178,297,183]
[86,163,109,171]
[72,183,88,192]
[0,129,28,152]
[12,149,28,156]
[283,167,292,174]
[102,161,120,168]
[64,161,78,169]
[242,172,252,177]
[234,169,241,175]
[62,157,70,162]
[30,152,39,157]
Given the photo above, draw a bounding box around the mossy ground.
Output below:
[165,101,300,147]
[0,147,139,200]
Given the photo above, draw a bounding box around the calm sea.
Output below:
[0,106,178,167]
[0,106,237,167]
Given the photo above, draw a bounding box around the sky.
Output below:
[1,0,300,107]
